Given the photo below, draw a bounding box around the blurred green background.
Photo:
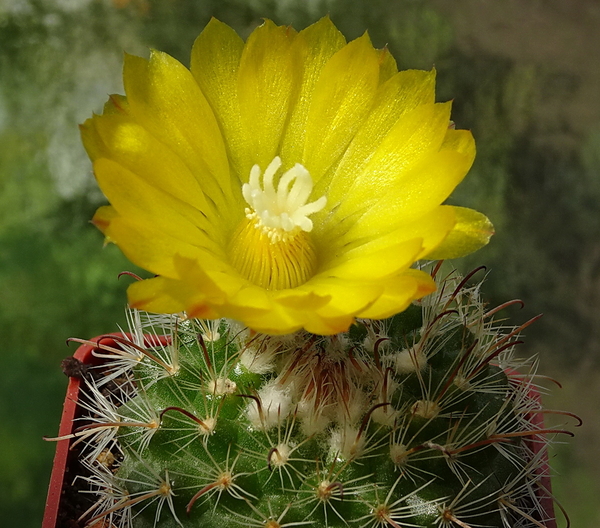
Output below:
[1,0,598,526]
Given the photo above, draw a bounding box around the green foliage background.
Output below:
[0,0,598,526]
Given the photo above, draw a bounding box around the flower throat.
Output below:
[229,157,326,290]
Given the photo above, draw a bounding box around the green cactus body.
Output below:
[76,271,557,528]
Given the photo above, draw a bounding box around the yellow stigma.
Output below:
[229,157,326,290]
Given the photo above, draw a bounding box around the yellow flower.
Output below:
[81,17,493,335]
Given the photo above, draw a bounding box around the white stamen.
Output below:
[242,156,327,243]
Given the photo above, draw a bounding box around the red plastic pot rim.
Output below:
[42,333,168,528]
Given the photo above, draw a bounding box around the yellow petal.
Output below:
[187,258,289,327]
[93,158,222,250]
[236,20,298,175]
[123,50,234,208]
[302,312,357,336]
[239,309,304,335]
[378,47,399,84]
[127,276,190,314]
[228,285,274,313]
[358,269,436,319]
[127,274,224,320]
[325,70,435,195]
[99,210,216,280]
[441,127,475,155]
[320,205,455,272]
[80,96,131,161]
[91,205,118,245]
[190,18,245,179]
[325,238,424,281]
[128,255,254,320]
[92,205,117,232]
[230,298,302,335]
[310,278,384,319]
[103,94,129,116]
[279,16,346,170]
[340,136,475,237]
[172,255,239,301]
[354,100,452,189]
[327,102,452,215]
[79,119,107,163]
[425,206,494,259]
[273,289,331,311]
[301,32,380,183]
[91,114,211,216]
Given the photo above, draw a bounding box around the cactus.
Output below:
[71,268,565,528]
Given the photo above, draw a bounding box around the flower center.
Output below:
[229,157,326,290]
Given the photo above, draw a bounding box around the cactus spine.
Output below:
[73,269,561,528]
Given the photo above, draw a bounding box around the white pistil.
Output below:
[242,156,327,243]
